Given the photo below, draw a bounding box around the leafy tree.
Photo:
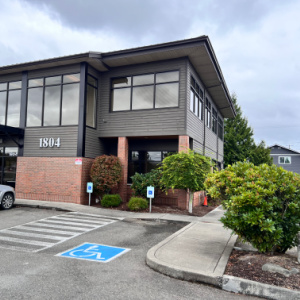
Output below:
[159,150,211,213]
[224,94,272,167]
[205,161,300,254]
[90,155,122,196]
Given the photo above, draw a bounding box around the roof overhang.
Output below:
[0,36,235,118]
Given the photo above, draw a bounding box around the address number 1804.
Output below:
[39,137,61,148]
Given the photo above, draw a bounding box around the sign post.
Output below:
[87,182,93,206]
[147,186,154,213]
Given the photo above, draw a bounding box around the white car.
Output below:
[0,185,15,210]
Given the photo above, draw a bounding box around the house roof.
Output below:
[0,36,235,118]
[268,144,300,154]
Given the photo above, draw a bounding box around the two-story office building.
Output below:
[0,36,235,207]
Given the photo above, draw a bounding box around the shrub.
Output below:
[128,197,148,211]
[204,161,300,254]
[131,169,162,198]
[90,155,122,196]
[101,194,122,207]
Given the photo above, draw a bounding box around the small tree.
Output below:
[204,161,300,254]
[160,150,211,213]
[90,155,122,197]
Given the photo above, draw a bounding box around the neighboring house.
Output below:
[269,144,300,174]
[0,36,236,208]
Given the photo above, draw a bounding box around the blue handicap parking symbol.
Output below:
[57,243,130,263]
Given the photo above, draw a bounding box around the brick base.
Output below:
[15,157,94,205]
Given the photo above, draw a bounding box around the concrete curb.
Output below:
[222,275,300,300]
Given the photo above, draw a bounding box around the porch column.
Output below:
[178,135,189,153]
[117,137,128,202]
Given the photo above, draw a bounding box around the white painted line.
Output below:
[14,226,79,236]
[37,219,97,228]
[0,235,55,247]
[0,244,40,252]
[50,216,111,225]
[26,223,88,231]
[0,229,66,241]
[68,212,123,221]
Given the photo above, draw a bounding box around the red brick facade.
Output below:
[178,135,189,153]
[117,137,129,202]
[15,157,94,204]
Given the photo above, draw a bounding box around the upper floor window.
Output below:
[279,156,291,164]
[212,108,217,134]
[190,76,203,120]
[0,81,22,127]
[26,74,80,127]
[218,116,223,140]
[86,75,97,128]
[111,71,179,111]
[205,98,211,128]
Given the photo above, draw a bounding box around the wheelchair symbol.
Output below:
[70,245,105,260]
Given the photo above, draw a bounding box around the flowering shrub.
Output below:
[204,161,300,253]
[90,155,122,196]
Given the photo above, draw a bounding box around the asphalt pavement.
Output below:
[14,199,300,300]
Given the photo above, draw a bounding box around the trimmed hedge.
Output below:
[128,197,148,211]
[101,194,122,207]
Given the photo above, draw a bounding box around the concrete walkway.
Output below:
[14,199,300,300]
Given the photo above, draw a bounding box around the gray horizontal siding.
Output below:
[270,148,298,155]
[23,127,78,157]
[28,64,80,79]
[192,139,204,154]
[272,155,300,174]
[218,139,224,161]
[85,127,105,158]
[98,58,187,137]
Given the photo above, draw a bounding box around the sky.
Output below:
[1,0,300,150]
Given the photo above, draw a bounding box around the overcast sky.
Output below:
[1,0,300,150]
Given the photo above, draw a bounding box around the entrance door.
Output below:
[0,147,18,188]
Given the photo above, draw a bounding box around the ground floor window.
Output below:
[0,147,18,187]
[279,156,291,164]
[128,150,175,183]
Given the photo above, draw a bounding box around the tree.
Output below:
[90,155,122,197]
[224,94,272,167]
[159,150,211,213]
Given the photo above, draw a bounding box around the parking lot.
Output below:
[0,207,258,300]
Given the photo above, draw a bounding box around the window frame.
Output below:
[110,70,180,112]
[278,156,291,164]
[26,73,81,128]
[85,74,98,129]
[190,76,203,120]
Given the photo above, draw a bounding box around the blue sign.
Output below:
[87,182,93,193]
[57,243,130,263]
[147,186,154,198]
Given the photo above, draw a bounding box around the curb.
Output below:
[222,275,300,300]
[16,203,72,212]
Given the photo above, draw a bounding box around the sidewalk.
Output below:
[15,199,300,300]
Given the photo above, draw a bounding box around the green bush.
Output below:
[128,197,148,211]
[131,169,162,198]
[101,194,122,207]
[90,155,122,196]
[204,161,300,254]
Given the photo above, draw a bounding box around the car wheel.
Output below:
[1,192,14,210]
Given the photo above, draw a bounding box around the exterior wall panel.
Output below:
[28,64,80,79]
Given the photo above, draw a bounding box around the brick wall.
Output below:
[15,157,94,204]
[117,137,129,202]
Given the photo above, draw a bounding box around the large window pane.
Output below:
[0,91,6,125]
[44,86,61,126]
[133,74,154,86]
[112,88,131,111]
[132,86,153,110]
[9,81,22,90]
[190,89,194,112]
[87,75,97,87]
[27,87,43,127]
[0,83,7,91]
[61,83,80,125]
[195,95,199,115]
[112,77,131,88]
[156,71,179,83]
[155,83,179,108]
[7,90,21,127]
[147,151,161,161]
[86,85,96,127]
[28,78,43,87]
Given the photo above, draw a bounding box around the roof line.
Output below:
[268,144,300,154]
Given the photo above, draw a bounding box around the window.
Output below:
[111,71,179,111]
[205,98,211,128]
[279,156,291,164]
[190,76,203,120]
[128,150,175,182]
[26,74,80,127]
[212,108,217,134]
[218,116,223,140]
[0,146,18,187]
[0,81,22,127]
[86,75,97,128]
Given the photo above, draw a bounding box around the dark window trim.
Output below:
[110,69,180,112]
[190,75,204,120]
[85,73,98,129]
